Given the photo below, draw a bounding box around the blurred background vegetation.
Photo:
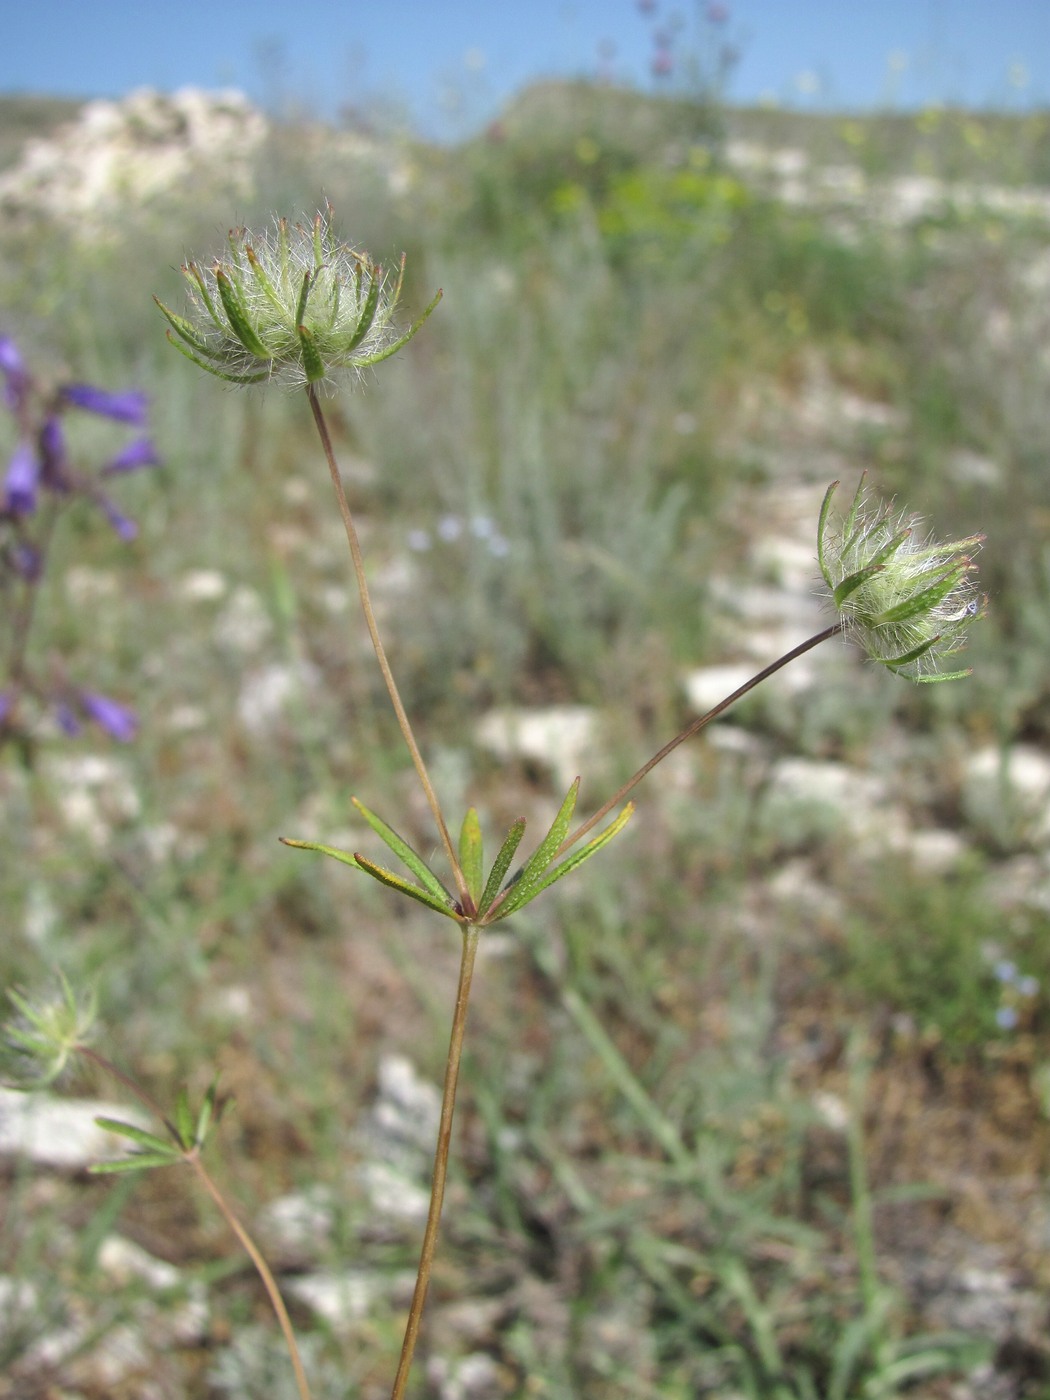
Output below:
[2,75,1050,1399]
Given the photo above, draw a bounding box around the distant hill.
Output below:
[0,93,86,172]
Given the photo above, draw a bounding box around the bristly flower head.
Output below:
[156,206,441,392]
[818,475,984,683]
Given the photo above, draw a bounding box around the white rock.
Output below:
[430,1351,504,1400]
[285,1270,384,1329]
[964,744,1050,845]
[237,660,320,735]
[98,1235,181,1290]
[177,568,228,602]
[682,665,755,716]
[358,1159,430,1225]
[476,705,602,791]
[0,1089,151,1170]
[43,752,140,849]
[256,1185,337,1260]
[213,585,272,655]
[370,1055,441,1156]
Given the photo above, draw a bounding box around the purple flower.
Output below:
[61,384,149,426]
[101,436,160,475]
[0,692,11,725]
[96,495,138,541]
[651,49,674,77]
[8,540,42,580]
[80,691,138,742]
[55,701,82,736]
[0,336,28,410]
[3,442,39,514]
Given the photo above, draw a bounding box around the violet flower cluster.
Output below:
[0,334,159,750]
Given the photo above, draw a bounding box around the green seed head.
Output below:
[818,476,984,683]
[155,206,440,391]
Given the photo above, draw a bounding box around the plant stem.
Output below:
[557,622,845,857]
[390,924,480,1400]
[3,498,60,689]
[305,386,468,906]
[189,1152,312,1400]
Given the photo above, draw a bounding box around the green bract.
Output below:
[3,973,97,1088]
[155,208,441,390]
[818,476,984,683]
[282,783,634,926]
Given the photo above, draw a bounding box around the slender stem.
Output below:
[4,499,60,688]
[77,1044,172,1131]
[305,387,468,905]
[391,924,480,1400]
[189,1153,312,1400]
[556,622,845,858]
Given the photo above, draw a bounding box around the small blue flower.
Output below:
[55,701,82,736]
[995,1005,1019,1032]
[438,514,463,543]
[993,959,1018,985]
[80,692,138,742]
[101,436,160,476]
[0,335,29,410]
[61,384,149,426]
[97,497,138,541]
[1018,975,1040,999]
[3,442,39,514]
[9,541,41,580]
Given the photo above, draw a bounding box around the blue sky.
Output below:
[3,1,1048,137]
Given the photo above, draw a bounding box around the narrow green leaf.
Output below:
[493,802,634,919]
[90,1153,181,1174]
[816,479,839,587]
[833,527,912,608]
[487,781,579,919]
[294,269,313,328]
[459,808,484,909]
[184,261,223,327]
[912,666,972,684]
[879,635,939,669]
[246,245,287,318]
[353,855,462,921]
[840,471,870,551]
[479,817,527,915]
[215,271,271,360]
[279,836,362,870]
[297,323,326,383]
[154,298,217,356]
[164,333,269,384]
[363,288,443,367]
[174,1090,194,1149]
[94,1118,174,1154]
[195,1081,217,1146]
[876,569,963,625]
[351,799,452,905]
[344,270,381,353]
